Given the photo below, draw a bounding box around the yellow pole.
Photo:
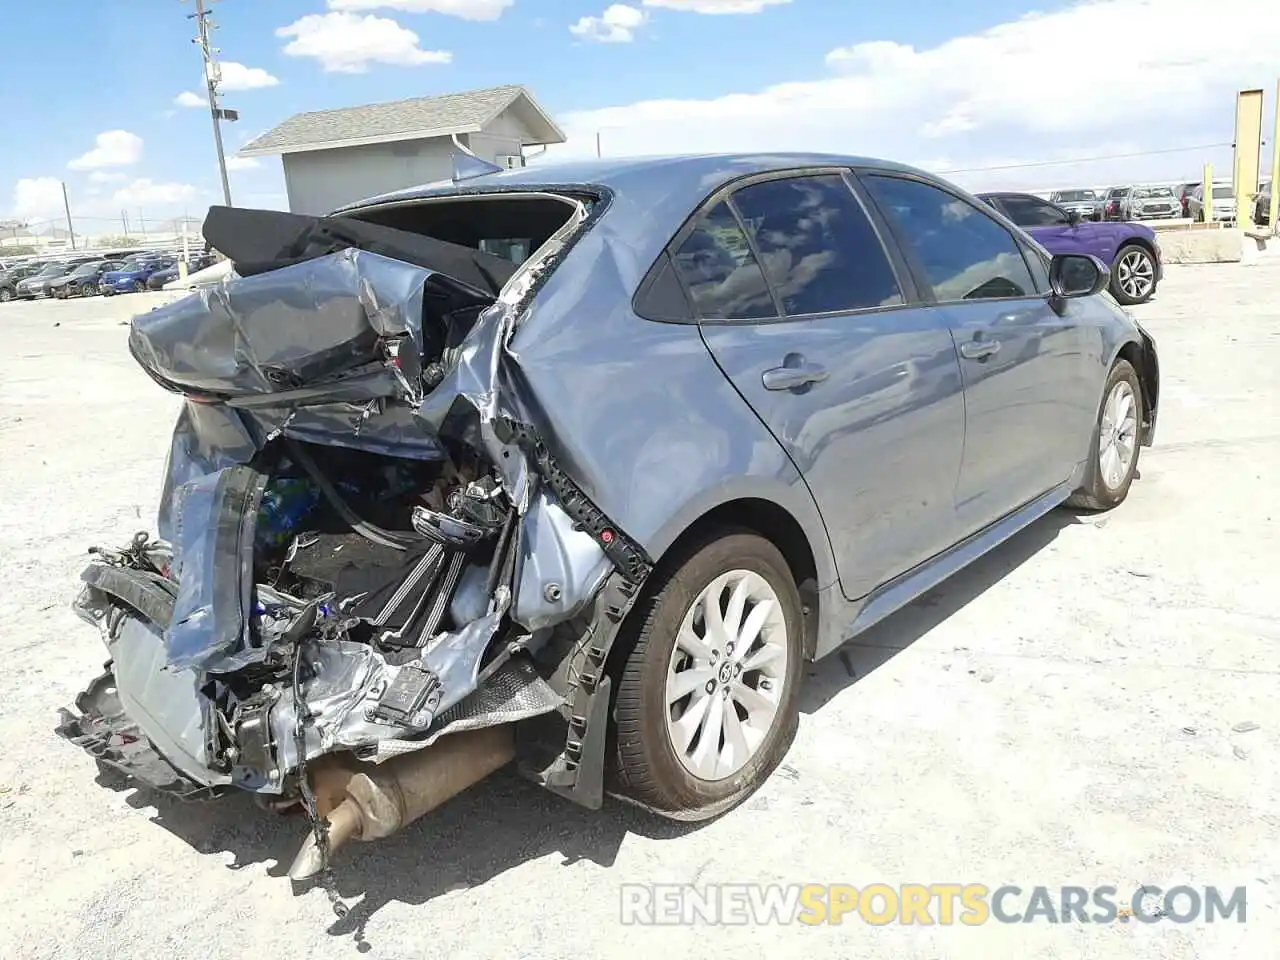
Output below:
[1270,79,1280,232]
[1202,162,1213,224]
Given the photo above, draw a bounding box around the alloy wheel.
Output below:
[1116,250,1154,301]
[665,569,789,782]
[1099,380,1138,491]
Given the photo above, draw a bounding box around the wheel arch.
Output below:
[1115,235,1157,261]
[616,493,831,676]
[1114,335,1159,443]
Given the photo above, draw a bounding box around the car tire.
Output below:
[610,531,803,820]
[132,280,146,293]
[0,288,11,303]
[1066,359,1144,512]
[1110,244,1157,305]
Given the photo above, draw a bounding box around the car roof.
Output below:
[340,153,924,209]
[337,153,934,276]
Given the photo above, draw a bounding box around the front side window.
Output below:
[729,174,903,315]
[670,202,775,320]
[863,176,1037,303]
[998,195,1071,227]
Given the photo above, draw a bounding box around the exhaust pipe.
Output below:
[288,724,515,880]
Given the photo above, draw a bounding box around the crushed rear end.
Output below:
[56,192,652,884]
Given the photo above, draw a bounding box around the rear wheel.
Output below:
[132,280,146,293]
[0,288,12,303]
[1110,244,1157,305]
[611,531,803,820]
[1067,360,1144,511]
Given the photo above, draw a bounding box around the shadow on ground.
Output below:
[95,509,1081,944]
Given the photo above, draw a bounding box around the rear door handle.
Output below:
[762,358,829,391]
[959,339,1001,361]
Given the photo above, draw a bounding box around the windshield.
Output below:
[36,262,69,276]
[1134,187,1174,199]
[1212,186,1234,199]
[117,260,142,272]
[71,262,102,277]
[1055,190,1096,202]
[1108,188,1128,198]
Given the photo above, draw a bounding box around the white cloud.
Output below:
[225,156,261,171]
[213,61,281,91]
[326,0,513,19]
[642,0,789,12]
[110,179,200,208]
[174,90,206,108]
[88,171,127,184]
[556,0,1279,189]
[277,12,452,73]
[10,178,65,221]
[67,130,144,170]
[570,4,646,42]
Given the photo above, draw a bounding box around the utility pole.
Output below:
[595,131,602,158]
[60,181,76,251]
[186,0,233,206]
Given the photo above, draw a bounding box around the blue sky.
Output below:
[1,0,1274,236]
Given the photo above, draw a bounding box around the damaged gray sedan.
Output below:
[58,154,1159,885]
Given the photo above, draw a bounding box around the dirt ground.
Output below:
[1,262,1277,960]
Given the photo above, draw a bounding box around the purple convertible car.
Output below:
[978,192,1162,305]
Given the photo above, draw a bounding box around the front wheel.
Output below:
[1110,244,1157,305]
[132,280,146,293]
[610,532,803,820]
[1067,360,1144,511]
[0,288,12,303]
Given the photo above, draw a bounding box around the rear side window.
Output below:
[729,174,903,315]
[863,176,1037,302]
[670,202,776,320]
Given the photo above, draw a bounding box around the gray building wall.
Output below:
[280,107,535,215]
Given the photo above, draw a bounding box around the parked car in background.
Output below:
[58,155,1159,876]
[1255,183,1272,227]
[14,257,98,299]
[1176,182,1201,218]
[1101,187,1130,221]
[100,256,176,295]
[144,253,215,290]
[978,191,1162,304]
[1048,188,1101,221]
[50,260,123,298]
[1123,186,1179,220]
[0,261,49,302]
[1186,183,1236,222]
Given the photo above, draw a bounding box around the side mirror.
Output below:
[1049,253,1109,300]
[1066,208,1082,225]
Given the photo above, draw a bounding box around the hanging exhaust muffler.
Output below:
[287,724,515,881]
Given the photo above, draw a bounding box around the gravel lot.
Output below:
[2,263,1277,960]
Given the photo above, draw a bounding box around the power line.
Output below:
[938,142,1234,176]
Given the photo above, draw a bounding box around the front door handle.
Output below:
[762,356,829,391]
[959,339,1001,361]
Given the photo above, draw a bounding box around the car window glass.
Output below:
[998,195,1070,227]
[864,176,1037,302]
[670,201,776,320]
[729,175,903,315]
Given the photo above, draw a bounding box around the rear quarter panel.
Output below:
[507,226,840,590]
